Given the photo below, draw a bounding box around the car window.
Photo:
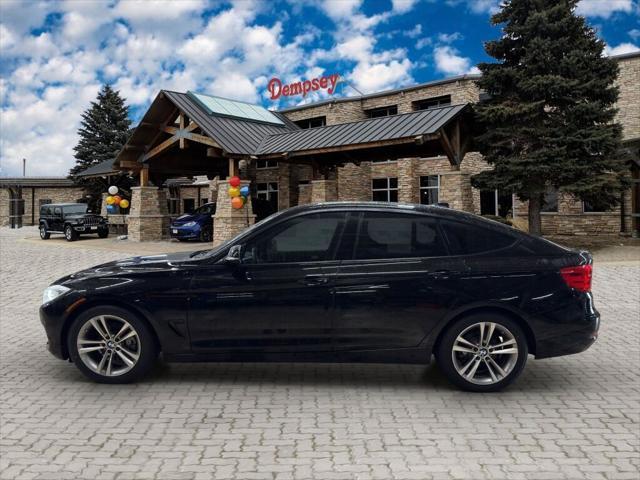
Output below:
[63,205,88,215]
[354,212,446,260]
[242,212,346,264]
[53,207,62,216]
[197,204,216,215]
[440,219,516,255]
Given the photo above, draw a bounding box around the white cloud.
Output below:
[629,29,640,41]
[113,0,206,21]
[350,58,413,92]
[391,0,420,14]
[405,24,423,38]
[604,42,640,56]
[433,45,477,75]
[576,0,634,19]
[437,32,463,43]
[319,0,362,20]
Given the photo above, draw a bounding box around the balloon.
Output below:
[240,186,250,197]
[228,176,241,187]
[108,186,118,195]
[228,187,240,198]
[119,199,129,209]
[113,195,122,205]
[231,197,244,209]
[106,204,117,214]
[106,196,115,205]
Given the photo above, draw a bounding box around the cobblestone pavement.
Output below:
[1,227,639,480]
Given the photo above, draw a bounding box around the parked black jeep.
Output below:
[39,203,109,242]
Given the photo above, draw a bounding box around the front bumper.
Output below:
[39,291,86,360]
[73,224,108,232]
[169,225,201,239]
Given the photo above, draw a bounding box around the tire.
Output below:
[98,228,109,239]
[39,224,50,240]
[67,306,158,384]
[199,227,212,243]
[436,313,528,392]
[64,224,78,242]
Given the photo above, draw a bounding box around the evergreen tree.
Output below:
[69,85,133,209]
[472,0,628,235]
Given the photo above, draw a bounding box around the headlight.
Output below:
[42,285,71,305]
[182,221,197,227]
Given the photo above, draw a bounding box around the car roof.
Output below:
[278,201,521,233]
[41,203,86,207]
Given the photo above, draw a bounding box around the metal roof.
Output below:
[0,177,77,187]
[75,159,118,178]
[256,104,468,155]
[163,91,295,155]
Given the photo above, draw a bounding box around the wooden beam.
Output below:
[140,166,149,186]
[118,160,139,169]
[143,135,179,161]
[438,128,459,165]
[179,114,186,149]
[184,132,221,149]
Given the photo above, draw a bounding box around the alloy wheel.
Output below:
[451,321,519,385]
[76,315,141,377]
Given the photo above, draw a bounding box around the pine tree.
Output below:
[69,85,133,209]
[472,0,628,235]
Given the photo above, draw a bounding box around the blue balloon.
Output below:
[106,204,117,214]
[240,186,250,197]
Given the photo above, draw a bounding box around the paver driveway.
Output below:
[1,227,638,480]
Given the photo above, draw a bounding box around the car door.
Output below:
[52,206,63,231]
[188,211,348,353]
[333,211,466,351]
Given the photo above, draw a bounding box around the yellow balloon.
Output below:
[106,196,115,205]
[228,187,240,197]
[119,199,129,209]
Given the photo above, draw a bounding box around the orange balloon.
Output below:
[231,197,244,209]
[228,176,241,187]
[113,195,122,205]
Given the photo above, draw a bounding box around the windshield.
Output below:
[63,205,88,215]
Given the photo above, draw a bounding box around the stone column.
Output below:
[100,193,108,216]
[337,162,371,201]
[212,180,256,246]
[311,179,338,203]
[127,186,170,242]
[397,158,418,204]
[298,184,312,205]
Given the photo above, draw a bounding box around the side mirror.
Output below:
[223,244,243,266]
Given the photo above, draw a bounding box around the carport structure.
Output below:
[114,90,473,243]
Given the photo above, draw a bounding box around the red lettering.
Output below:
[311,79,320,91]
[267,77,282,100]
[282,85,290,96]
[319,77,328,89]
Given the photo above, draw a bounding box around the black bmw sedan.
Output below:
[39,202,598,392]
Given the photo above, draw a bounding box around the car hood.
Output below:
[54,251,204,285]
[171,213,207,225]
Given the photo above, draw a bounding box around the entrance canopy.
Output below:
[114,89,473,184]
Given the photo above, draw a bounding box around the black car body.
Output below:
[40,202,598,391]
[39,203,109,241]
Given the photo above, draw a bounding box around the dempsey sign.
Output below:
[267,73,340,100]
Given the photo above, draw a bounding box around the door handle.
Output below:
[301,276,328,286]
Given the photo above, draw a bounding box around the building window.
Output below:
[183,198,196,213]
[480,190,513,217]
[294,116,326,129]
[256,159,278,169]
[372,177,398,202]
[200,197,209,205]
[257,182,279,208]
[365,105,398,118]
[419,175,440,205]
[541,188,558,213]
[583,200,609,213]
[412,95,452,111]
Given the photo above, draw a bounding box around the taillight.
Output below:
[560,265,592,292]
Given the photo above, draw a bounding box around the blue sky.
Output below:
[1,0,638,177]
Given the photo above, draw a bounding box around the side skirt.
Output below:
[163,347,431,365]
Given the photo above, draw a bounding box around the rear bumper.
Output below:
[535,309,600,359]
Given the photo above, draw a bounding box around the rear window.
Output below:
[440,219,516,255]
[354,212,446,259]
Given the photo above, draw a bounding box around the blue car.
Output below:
[169,202,216,242]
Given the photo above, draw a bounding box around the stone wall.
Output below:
[0,186,85,226]
[212,180,256,246]
[127,186,170,242]
[616,54,639,141]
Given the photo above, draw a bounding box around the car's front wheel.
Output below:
[436,313,528,392]
[98,227,109,238]
[67,306,158,383]
[39,224,50,240]
[199,226,212,242]
[64,224,78,241]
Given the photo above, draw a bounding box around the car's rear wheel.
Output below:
[436,313,528,392]
[67,306,158,383]
[39,224,50,240]
[64,224,77,241]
